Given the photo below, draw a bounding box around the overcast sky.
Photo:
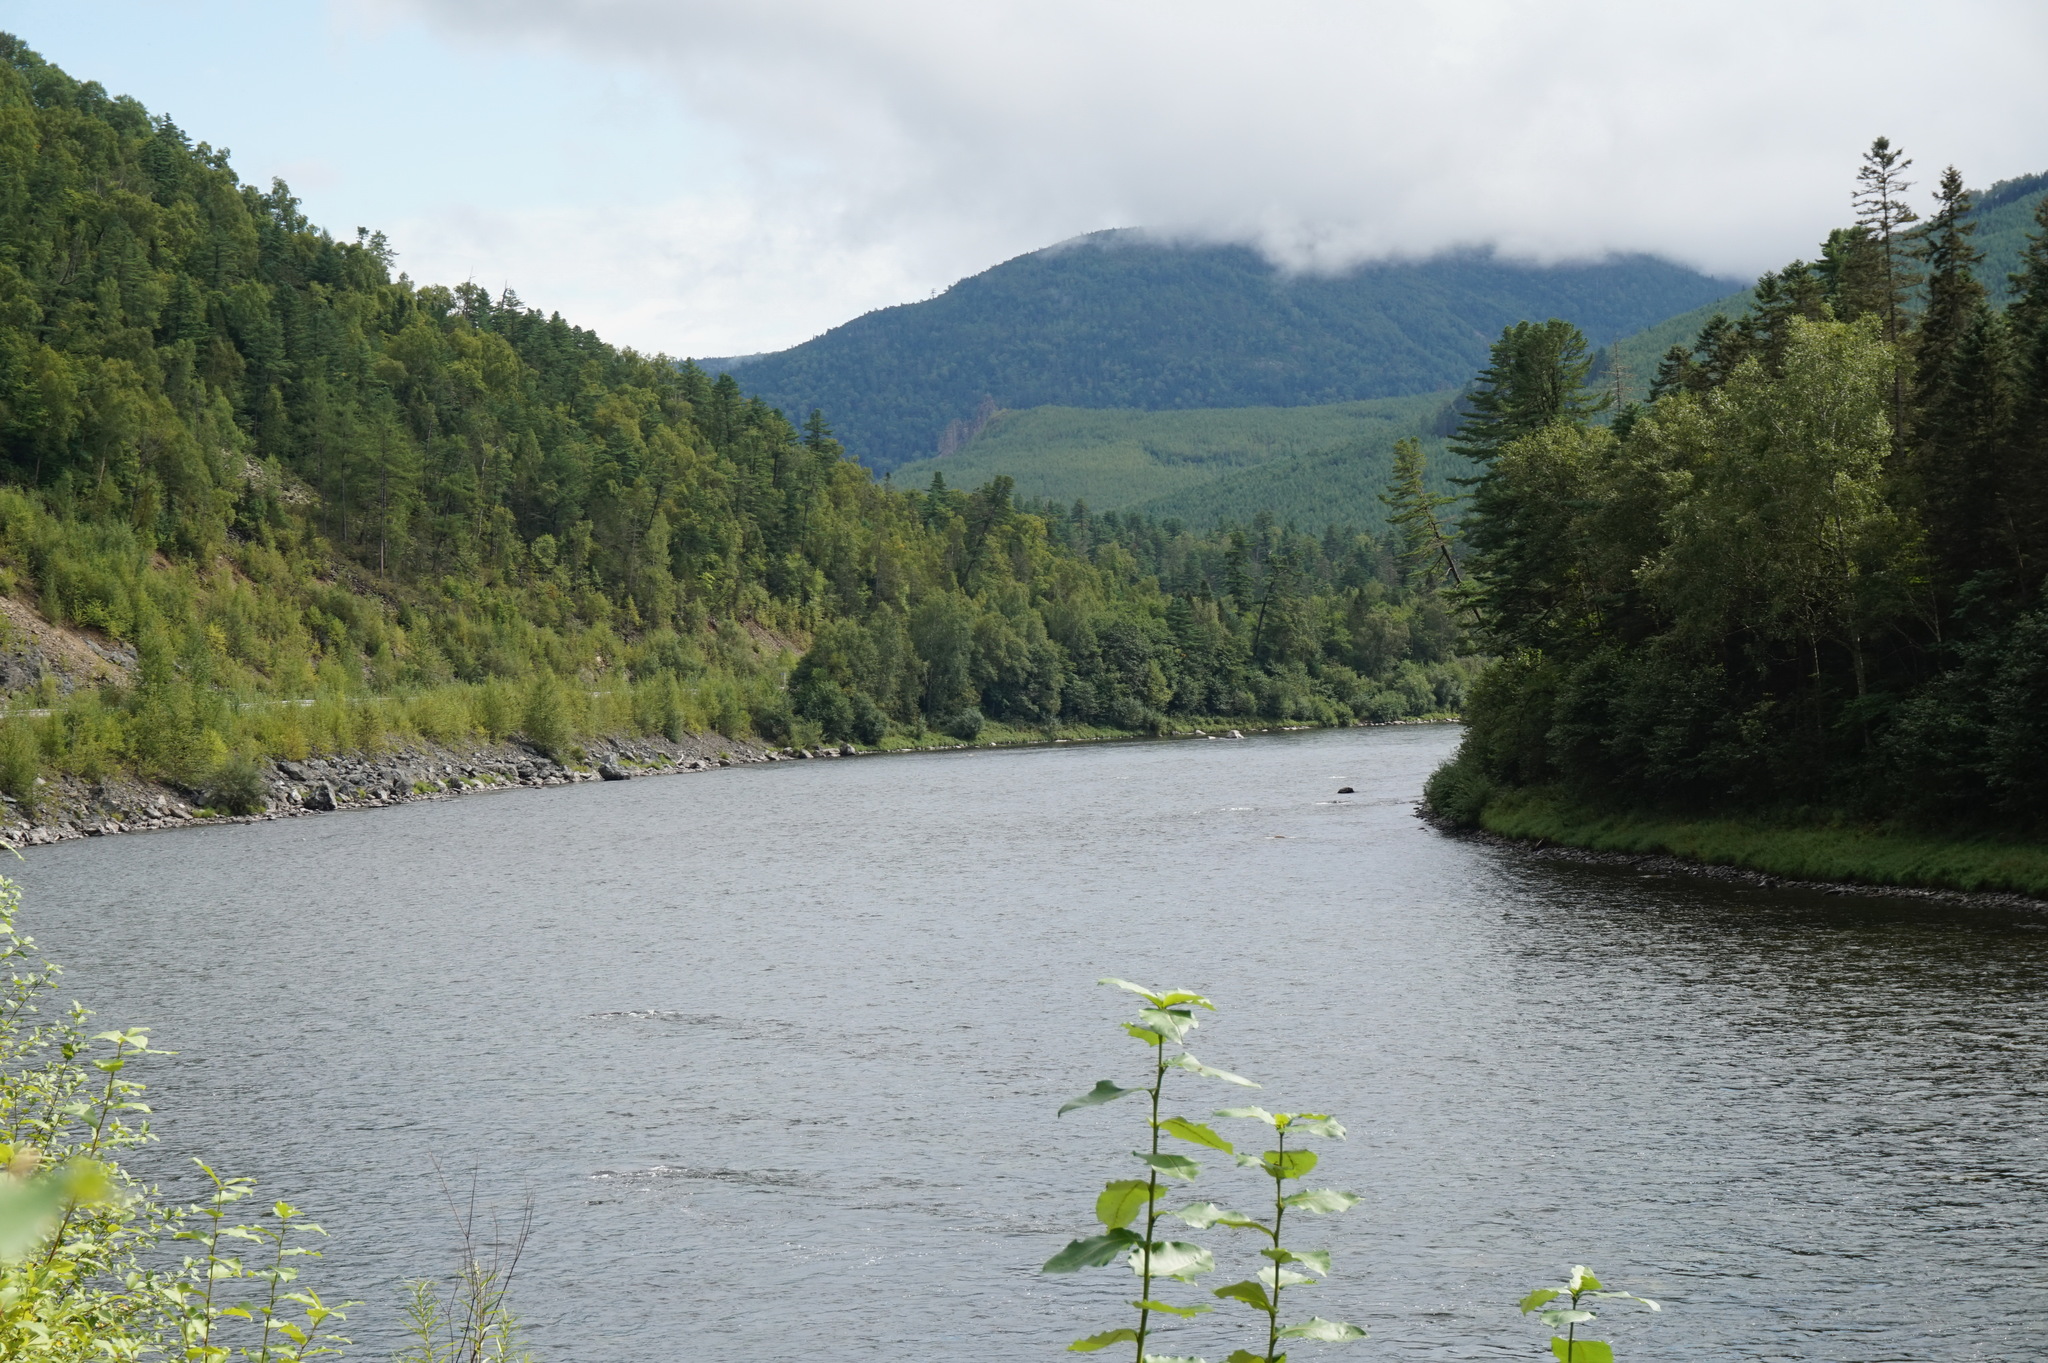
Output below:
[8,0,2048,358]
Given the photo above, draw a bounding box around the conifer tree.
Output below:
[1448,319,1608,463]
[1913,166,1987,407]
[1649,344,1696,400]
[1907,165,2000,597]
[1378,438,1461,587]
[1817,227,1890,324]
[2002,194,2048,592]
[1851,136,1921,346]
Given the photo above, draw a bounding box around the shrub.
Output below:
[521,672,571,758]
[941,707,984,741]
[0,722,38,811]
[848,692,887,746]
[206,752,270,815]
[1422,744,1497,828]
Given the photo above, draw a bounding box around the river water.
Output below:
[14,725,2048,1361]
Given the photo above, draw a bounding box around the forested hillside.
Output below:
[1428,141,2048,848]
[0,34,1470,808]
[715,233,1738,469]
[889,394,1448,513]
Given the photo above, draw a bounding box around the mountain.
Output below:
[0,29,1482,813]
[712,233,1743,470]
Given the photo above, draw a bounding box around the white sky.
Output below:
[7,0,2047,358]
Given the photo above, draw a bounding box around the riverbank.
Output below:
[1453,785,2048,901]
[1,715,1427,847]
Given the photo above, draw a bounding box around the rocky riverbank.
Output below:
[0,731,866,848]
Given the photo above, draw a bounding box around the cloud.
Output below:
[370,0,2048,353]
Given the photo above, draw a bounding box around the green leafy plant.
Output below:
[1042,978,1258,1361]
[207,751,271,816]
[395,1180,536,1363]
[1519,1265,1659,1363]
[1184,1107,1365,1362]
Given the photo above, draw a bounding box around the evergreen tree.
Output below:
[1377,437,1461,587]
[1817,226,1890,324]
[1448,319,1609,464]
[1851,136,1922,346]
[1909,165,2000,596]
[1650,344,1697,400]
[2002,194,2048,593]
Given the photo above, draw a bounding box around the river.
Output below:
[15,724,2048,1361]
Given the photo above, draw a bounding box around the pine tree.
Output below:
[1906,166,1998,600]
[1650,344,1696,400]
[1735,261,1829,376]
[1378,438,1461,587]
[1912,166,1987,411]
[1448,319,1608,464]
[2002,194,2048,593]
[801,408,836,450]
[1851,136,1921,346]
[1817,226,1889,324]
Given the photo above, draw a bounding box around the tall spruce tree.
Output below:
[1817,226,1891,324]
[1909,165,1998,595]
[1448,319,1608,463]
[2002,194,2048,596]
[1378,437,1461,587]
[1851,136,1921,346]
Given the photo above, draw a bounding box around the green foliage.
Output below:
[720,232,1738,470]
[1519,1265,1658,1363]
[1459,786,2048,897]
[521,671,573,759]
[206,749,269,814]
[1435,139,2048,844]
[890,395,1451,521]
[1199,1107,1366,1362]
[1045,981,1371,1363]
[1449,319,1610,464]
[0,36,1486,785]
[1044,978,1256,1362]
[0,719,35,809]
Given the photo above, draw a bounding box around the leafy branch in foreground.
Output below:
[1183,1107,1364,1363]
[1519,1265,1659,1363]
[1042,978,1258,1363]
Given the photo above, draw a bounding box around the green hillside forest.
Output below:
[1426,141,2048,887]
[0,33,1476,816]
[890,393,1449,512]
[1588,169,2044,409]
[714,231,1740,469]
[871,178,2042,533]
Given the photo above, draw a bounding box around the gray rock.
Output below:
[304,783,337,812]
[838,743,855,757]
[598,764,630,781]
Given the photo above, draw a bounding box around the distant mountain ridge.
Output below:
[709,232,1742,470]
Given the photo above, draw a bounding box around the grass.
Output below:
[1478,786,2048,899]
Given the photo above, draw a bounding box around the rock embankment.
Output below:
[0,732,864,847]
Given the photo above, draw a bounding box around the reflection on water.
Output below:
[17,726,2048,1361]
